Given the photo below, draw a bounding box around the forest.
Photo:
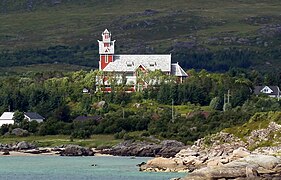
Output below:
[0,69,280,144]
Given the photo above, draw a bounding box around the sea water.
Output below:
[0,156,186,180]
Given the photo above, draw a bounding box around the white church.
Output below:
[97,29,188,92]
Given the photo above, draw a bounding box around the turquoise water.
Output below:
[0,156,186,180]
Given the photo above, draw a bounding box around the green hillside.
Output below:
[1,0,281,72]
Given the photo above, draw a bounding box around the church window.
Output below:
[149,62,156,67]
[127,62,134,67]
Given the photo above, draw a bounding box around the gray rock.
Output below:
[60,145,94,156]
[183,155,281,180]
[96,101,106,108]
[161,140,184,147]
[16,141,36,150]
[14,141,36,150]
[2,150,10,155]
[243,155,281,170]
[11,128,29,137]
[102,140,185,157]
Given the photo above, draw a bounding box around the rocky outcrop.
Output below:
[141,122,281,180]
[101,140,185,157]
[60,145,94,156]
[184,155,281,180]
[140,132,253,172]
[247,121,281,147]
[0,141,36,151]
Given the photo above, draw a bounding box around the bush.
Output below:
[114,130,126,139]
[71,130,91,139]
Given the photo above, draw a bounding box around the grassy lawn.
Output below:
[0,134,121,148]
[175,104,211,116]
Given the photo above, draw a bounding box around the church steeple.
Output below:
[98,29,116,70]
[98,29,115,55]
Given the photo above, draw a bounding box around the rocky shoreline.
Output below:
[0,139,186,157]
[101,139,186,158]
[139,122,281,179]
[2,122,281,179]
[0,142,95,156]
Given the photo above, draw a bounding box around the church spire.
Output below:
[98,29,116,70]
[98,29,115,54]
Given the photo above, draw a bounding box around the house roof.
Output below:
[74,116,102,122]
[103,54,171,72]
[171,63,188,77]
[24,112,44,120]
[254,86,280,96]
[0,112,14,120]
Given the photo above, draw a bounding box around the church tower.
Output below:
[98,29,115,70]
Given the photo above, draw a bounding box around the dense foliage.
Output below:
[0,69,280,143]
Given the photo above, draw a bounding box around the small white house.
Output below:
[0,112,15,126]
[0,112,45,126]
[254,86,281,100]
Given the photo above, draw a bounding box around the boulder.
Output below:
[243,155,281,170]
[184,161,255,180]
[2,150,10,155]
[231,147,251,160]
[11,128,29,137]
[175,149,199,158]
[16,141,36,150]
[182,156,198,165]
[139,157,188,172]
[60,145,94,156]
[206,158,223,167]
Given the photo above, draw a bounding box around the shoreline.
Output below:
[0,148,115,157]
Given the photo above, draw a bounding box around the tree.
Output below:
[13,111,25,124]
[210,97,222,110]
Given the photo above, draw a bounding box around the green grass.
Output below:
[175,104,211,117]
[0,134,121,148]
[224,111,281,140]
[0,64,92,75]
[0,0,280,50]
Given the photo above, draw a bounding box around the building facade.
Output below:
[97,29,188,92]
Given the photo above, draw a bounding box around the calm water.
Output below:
[0,156,186,180]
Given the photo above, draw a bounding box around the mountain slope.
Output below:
[1,0,281,71]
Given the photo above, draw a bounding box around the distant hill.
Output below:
[0,0,281,72]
